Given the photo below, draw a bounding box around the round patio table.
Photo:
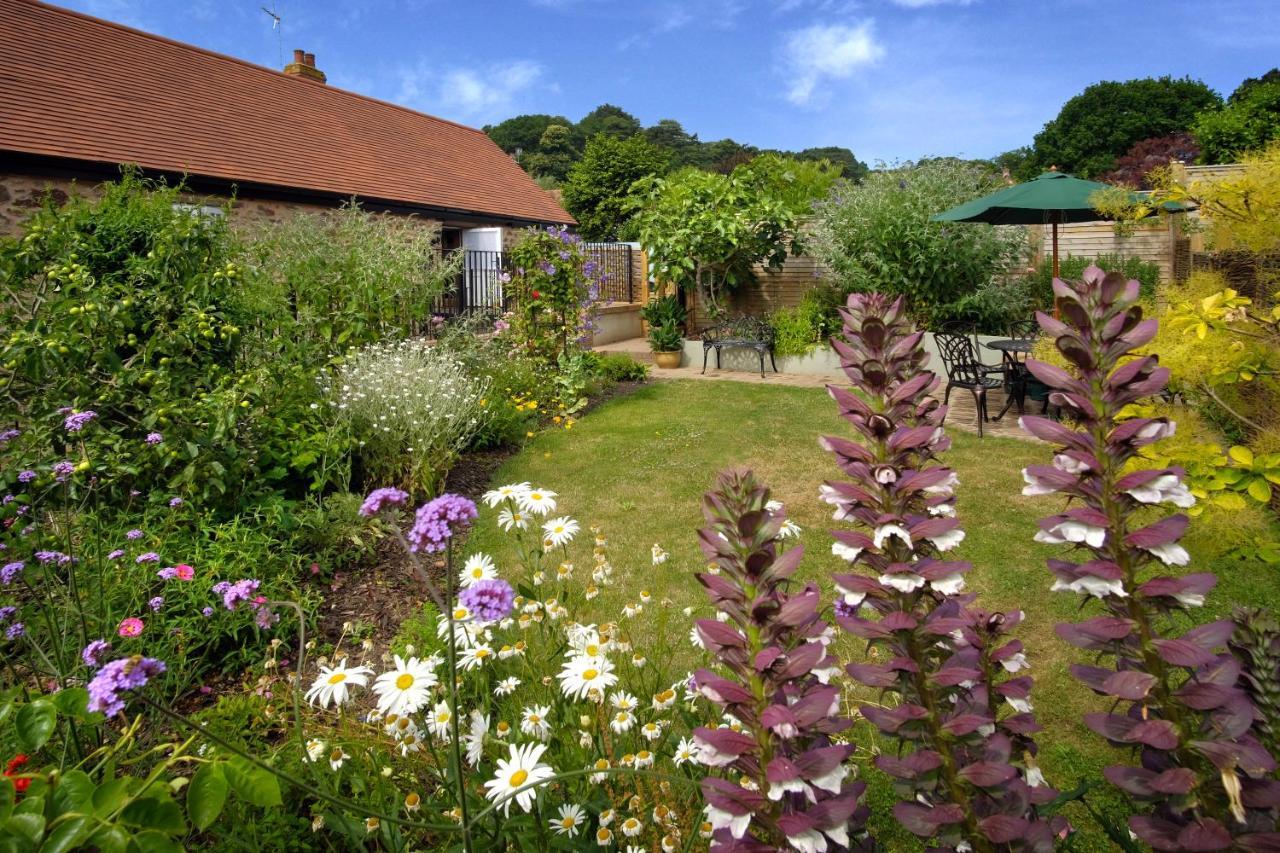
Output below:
[984,338,1035,420]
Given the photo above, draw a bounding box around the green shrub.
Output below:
[329,339,491,495]
[811,158,1028,328]
[772,291,836,357]
[638,294,687,329]
[1021,252,1161,311]
[592,352,650,382]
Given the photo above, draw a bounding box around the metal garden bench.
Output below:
[700,316,778,378]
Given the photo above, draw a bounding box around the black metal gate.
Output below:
[436,244,636,318]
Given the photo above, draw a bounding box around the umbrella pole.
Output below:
[1052,221,1061,320]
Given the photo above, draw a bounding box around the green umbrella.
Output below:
[930,171,1169,279]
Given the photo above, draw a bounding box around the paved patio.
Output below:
[594,337,1036,441]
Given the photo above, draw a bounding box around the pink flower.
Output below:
[117,617,145,637]
[173,564,194,581]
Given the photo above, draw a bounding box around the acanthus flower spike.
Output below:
[827,292,1062,851]
[1026,265,1280,848]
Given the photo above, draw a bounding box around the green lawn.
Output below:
[440,378,1279,848]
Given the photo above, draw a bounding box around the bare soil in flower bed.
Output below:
[314,378,650,650]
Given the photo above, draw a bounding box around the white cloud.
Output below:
[781,21,884,106]
[394,60,548,124]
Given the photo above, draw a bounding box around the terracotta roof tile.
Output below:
[0,0,573,224]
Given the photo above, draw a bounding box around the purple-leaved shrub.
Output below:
[1023,267,1280,849]
[823,292,1064,851]
[691,469,871,852]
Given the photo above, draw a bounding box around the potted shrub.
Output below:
[648,320,684,368]
[640,295,687,368]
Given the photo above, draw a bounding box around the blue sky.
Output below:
[55,0,1280,163]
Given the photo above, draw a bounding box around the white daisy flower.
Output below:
[610,710,636,733]
[673,737,698,766]
[495,676,521,696]
[483,742,556,816]
[621,816,644,837]
[610,691,638,710]
[483,482,530,508]
[589,757,611,783]
[459,553,497,588]
[519,488,558,516]
[498,508,528,531]
[521,705,552,741]
[328,746,348,771]
[651,543,668,565]
[542,516,579,547]
[551,803,587,838]
[464,711,488,767]
[304,738,326,762]
[652,688,676,710]
[372,655,438,716]
[558,655,618,701]
[596,827,614,847]
[426,701,453,739]
[458,644,495,671]
[304,658,374,709]
[640,721,663,741]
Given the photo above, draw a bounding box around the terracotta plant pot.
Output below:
[654,351,682,369]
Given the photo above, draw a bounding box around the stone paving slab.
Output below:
[643,361,1036,441]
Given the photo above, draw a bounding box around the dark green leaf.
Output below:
[15,701,56,751]
[223,759,281,808]
[186,764,227,831]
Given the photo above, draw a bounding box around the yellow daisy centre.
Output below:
[530,492,543,501]
[583,668,598,681]
[562,816,577,828]
[395,673,415,690]
[615,713,628,722]
[585,644,600,656]
[509,769,529,787]
[496,722,510,733]
[476,648,490,659]
[453,608,468,619]
[597,829,612,842]
[327,672,347,684]
[594,759,609,769]
[625,819,640,830]
[638,751,651,761]
[471,568,484,577]
[554,525,565,534]
[528,714,541,723]
[656,689,674,703]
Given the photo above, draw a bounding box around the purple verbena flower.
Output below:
[135,552,160,564]
[52,461,75,482]
[214,578,260,610]
[107,549,125,561]
[145,432,163,445]
[201,606,214,618]
[86,656,166,716]
[64,410,97,432]
[1,562,23,584]
[0,429,20,443]
[358,487,410,517]
[81,638,111,667]
[168,497,182,508]
[126,529,143,540]
[458,579,515,623]
[5,622,24,641]
[17,470,35,484]
[406,494,477,554]
[0,606,15,622]
[148,596,164,612]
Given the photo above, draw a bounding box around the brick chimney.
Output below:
[283,48,326,83]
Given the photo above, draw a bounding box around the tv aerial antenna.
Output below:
[261,3,283,67]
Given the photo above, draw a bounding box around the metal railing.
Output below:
[434,243,637,319]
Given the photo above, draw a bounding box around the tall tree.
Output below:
[521,124,578,182]
[1230,68,1280,104]
[483,113,573,156]
[644,119,704,168]
[1029,76,1221,177]
[991,146,1036,182]
[576,104,642,142]
[1193,80,1280,164]
[793,146,869,182]
[561,134,669,241]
